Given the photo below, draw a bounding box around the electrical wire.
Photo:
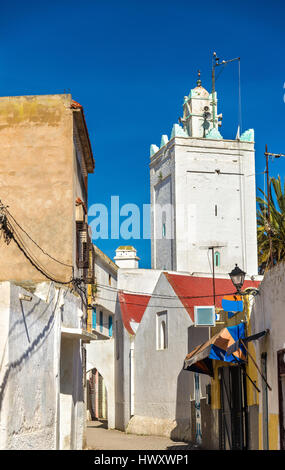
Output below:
[0,203,91,316]
[8,218,73,285]
[93,292,239,309]
[0,207,77,286]
[0,202,253,306]
[94,281,239,301]
[4,205,73,267]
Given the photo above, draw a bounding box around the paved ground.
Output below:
[86,420,197,450]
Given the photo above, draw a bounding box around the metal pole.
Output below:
[211,53,240,131]
[265,145,273,267]
[211,247,216,306]
[240,339,272,391]
[212,55,216,130]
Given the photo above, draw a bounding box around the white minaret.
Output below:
[179,70,222,138]
[114,246,140,269]
[150,73,258,276]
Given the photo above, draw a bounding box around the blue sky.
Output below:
[2,1,285,268]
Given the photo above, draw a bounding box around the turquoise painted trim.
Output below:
[185,95,211,102]
[240,128,254,142]
[214,251,220,267]
[206,127,223,140]
[160,134,169,148]
[208,92,217,100]
[100,311,103,333]
[170,123,188,138]
[150,144,159,156]
[92,308,96,329]
[108,315,113,337]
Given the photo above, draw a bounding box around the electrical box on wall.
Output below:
[194,306,216,327]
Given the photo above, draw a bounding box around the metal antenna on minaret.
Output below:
[211,52,241,130]
[197,69,202,87]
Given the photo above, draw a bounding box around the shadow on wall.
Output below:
[171,326,212,444]
[0,289,60,413]
[114,296,129,431]
[170,366,193,442]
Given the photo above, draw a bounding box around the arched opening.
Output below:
[87,368,108,428]
[214,251,220,267]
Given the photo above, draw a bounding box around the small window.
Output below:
[76,221,89,269]
[92,308,96,329]
[162,223,166,238]
[214,251,220,267]
[108,274,112,286]
[108,315,113,337]
[160,321,166,349]
[215,205,218,216]
[156,311,168,350]
[100,311,103,332]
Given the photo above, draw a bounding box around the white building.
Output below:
[150,75,258,277]
[114,265,162,431]
[86,244,118,429]
[114,246,140,269]
[125,271,261,446]
[0,281,95,450]
[112,73,261,445]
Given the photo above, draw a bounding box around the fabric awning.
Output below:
[184,323,246,377]
[226,329,269,356]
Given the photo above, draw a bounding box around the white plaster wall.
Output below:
[114,258,138,269]
[60,288,83,329]
[153,175,173,271]
[94,254,117,315]
[175,138,257,276]
[117,268,162,294]
[0,282,11,449]
[150,146,176,270]
[114,298,132,431]
[0,281,86,450]
[131,273,202,440]
[0,282,61,449]
[86,339,115,428]
[150,137,258,277]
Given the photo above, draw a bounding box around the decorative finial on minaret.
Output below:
[197,70,202,87]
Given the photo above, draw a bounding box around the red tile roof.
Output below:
[164,272,260,322]
[118,291,151,335]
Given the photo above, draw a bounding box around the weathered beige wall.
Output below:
[0,94,74,283]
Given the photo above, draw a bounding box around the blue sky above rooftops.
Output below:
[2,0,285,267]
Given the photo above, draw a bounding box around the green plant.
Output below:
[257,175,285,272]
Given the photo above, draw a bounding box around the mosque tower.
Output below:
[149,71,257,276]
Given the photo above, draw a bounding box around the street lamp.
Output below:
[229,264,246,293]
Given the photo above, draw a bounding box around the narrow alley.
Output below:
[86,421,196,451]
